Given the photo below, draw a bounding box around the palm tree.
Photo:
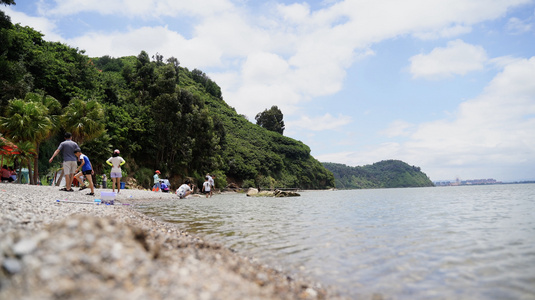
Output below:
[13,140,36,184]
[0,96,55,184]
[61,98,105,144]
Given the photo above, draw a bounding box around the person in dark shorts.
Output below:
[202,176,211,198]
[74,149,95,195]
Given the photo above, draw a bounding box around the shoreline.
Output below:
[0,183,345,299]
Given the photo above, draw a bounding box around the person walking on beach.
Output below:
[106,149,125,193]
[74,149,95,196]
[153,170,161,192]
[176,179,194,199]
[49,132,79,192]
[202,177,211,198]
[207,174,215,197]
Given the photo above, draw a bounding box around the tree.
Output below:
[255,105,285,135]
[0,95,55,184]
[61,98,105,144]
[0,0,16,6]
[13,140,35,184]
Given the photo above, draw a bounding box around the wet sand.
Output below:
[0,183,345,299]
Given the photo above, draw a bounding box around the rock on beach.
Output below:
[0,184,343,299]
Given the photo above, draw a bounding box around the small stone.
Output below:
[13,238,38,256]
[3,258,22,274]
[305,287,318,298]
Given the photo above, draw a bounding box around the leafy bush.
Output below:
[242,179,255,189]
[134,167,154,189]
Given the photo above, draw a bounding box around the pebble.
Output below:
[2,258,22,274]
[13,238,38,256]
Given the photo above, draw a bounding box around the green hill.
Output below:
[0,12,334,190]
[322,160,434,189]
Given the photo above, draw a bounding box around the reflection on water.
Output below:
[138,184,535,299]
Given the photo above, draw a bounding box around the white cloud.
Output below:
[380,120,414,138]
[66,26,226,67]
[317,57,535,181]
[506,16,533,34]
[11,0,529,116]
[409,39,488,79]
[276,2,311,24]
[40,0,235,18]
[413,24,472,40]
[242,52,289,83]
[9,0,531,119]
[3,6,63,42]
[287,114,353,131]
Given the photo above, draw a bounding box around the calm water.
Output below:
[137,184,535,299]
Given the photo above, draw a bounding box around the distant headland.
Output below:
[322,160,434,189]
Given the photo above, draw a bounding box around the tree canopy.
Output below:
[255,105,285,135]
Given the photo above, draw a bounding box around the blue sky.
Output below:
[4,0,535,181]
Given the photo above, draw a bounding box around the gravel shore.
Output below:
[0,183,344,299]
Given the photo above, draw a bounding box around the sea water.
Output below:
[137,184,535,299]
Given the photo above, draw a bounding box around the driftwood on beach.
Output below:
[0,184,341,299]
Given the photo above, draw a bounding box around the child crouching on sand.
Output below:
[176,180,194,199]
[74,149,95,196]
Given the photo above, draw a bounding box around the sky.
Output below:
[3,0,535,182]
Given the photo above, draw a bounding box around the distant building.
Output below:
[434,178,502,186]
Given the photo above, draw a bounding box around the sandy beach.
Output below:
[0,183,345,299]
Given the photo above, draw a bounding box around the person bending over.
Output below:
[74,149,95,196]
[176,180,194,199]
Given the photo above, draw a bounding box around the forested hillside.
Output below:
[0,10,334,189]
[323,160,434,189]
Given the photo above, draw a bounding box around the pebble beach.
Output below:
[0,183,345,300]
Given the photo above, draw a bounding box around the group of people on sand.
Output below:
[1,165,17,182]
[49,132,126,195]
[152,170,169,193]
[155,170,216,199]
[49,132,217,198]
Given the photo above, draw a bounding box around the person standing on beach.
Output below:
[49,132,79,192]
[202,177,211,198]
[153,170,161,192]
[74,149,95,196]
[207,174,215,197]
[106,149,125,193]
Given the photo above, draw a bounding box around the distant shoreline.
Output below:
[434,180,535,186]
[0,184,344,299]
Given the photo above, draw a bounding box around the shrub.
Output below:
[134,167,154,189]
